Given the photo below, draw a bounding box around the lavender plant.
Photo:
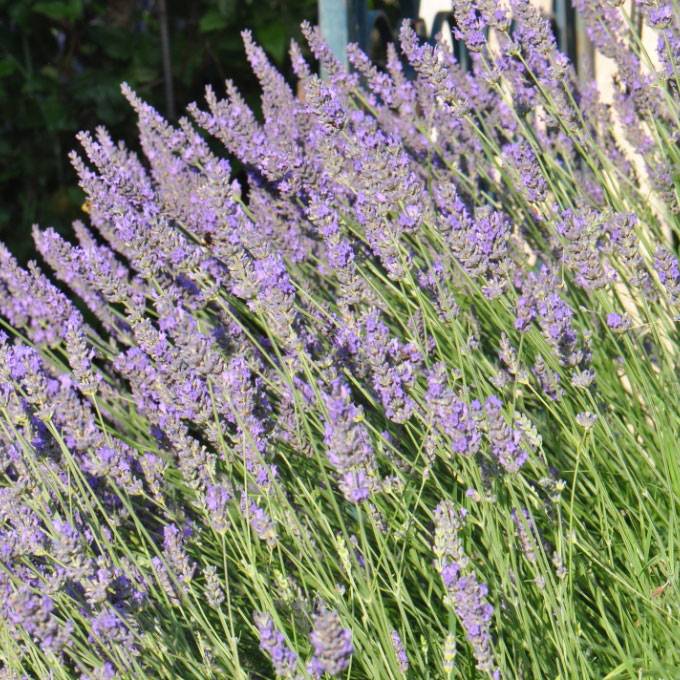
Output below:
[0,2,679,678]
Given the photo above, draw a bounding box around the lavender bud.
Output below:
[511,508,539,563]
[203,565,224,609]
[442,632,457,674]
[390,629,409,672]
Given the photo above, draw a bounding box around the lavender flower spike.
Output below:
[323,378,379,503]
[254,612,299,679]
[307,608,353,678]
[390,629,409,672]
[434,501,500,678]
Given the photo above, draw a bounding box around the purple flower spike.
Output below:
[483,396,536,474]
[89,608,136,652]
[511,508,539,563]
[503,141,547,203]
[434,501,499,678]
[240,493,278,547]
[426,363,482,457]
[446,572,498,676]
[4,587,72,655]
[323,378,379,503]
[254,611,299,679]
[362,310,420,423]
[654,247,680,305]
[162,523,196,586]
[307,608,353,678]
[390,629,409,672]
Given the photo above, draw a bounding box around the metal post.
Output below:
[553,0,577,65]
[319,0,367,70]
[399,0,421,21]
[319,0,478,76]
[575,11,594,83]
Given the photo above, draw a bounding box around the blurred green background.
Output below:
[0,0,317,260]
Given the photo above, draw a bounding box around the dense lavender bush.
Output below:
[0,1,679,678]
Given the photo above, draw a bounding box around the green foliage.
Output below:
[0,0,316,260]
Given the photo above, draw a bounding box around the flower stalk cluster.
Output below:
[0,3,678,678]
